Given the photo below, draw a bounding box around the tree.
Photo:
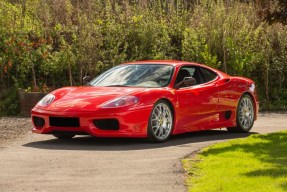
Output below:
[265,0,287,25]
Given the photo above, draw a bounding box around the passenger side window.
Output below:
[201,68,217,83]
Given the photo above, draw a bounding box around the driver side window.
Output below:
[175,66,204,86]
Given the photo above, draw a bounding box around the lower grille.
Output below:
[93,119,119,130]
[49,117,80,127]
[33,116,45,127]
[51,131,88,135]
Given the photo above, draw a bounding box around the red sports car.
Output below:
[32,60,259,142]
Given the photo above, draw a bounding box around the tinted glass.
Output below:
[89,64,174,88]
[176,66,204,85]
[201,68,217,82]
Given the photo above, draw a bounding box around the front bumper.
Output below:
[31,106,152,138]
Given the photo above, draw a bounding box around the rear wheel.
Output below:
[227,94,255,133]
[147,100,173,142]
[52,133,75,139]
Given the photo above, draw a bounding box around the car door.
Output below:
[174,66,219,133]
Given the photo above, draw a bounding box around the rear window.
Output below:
[201,68,217,82]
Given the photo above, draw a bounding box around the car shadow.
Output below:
[23,130,256,151]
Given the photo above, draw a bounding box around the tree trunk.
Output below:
[79,64,83,85]
[20,0,26,28]
[68,63,73,86]
[31,63,39,91]
[223,45,227,73]
[265,63,270,110]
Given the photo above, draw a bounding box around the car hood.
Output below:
[42,86,143,112]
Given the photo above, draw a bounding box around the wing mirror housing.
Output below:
[175,77,196,89]
[183,77,196,86]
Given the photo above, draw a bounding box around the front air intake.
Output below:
[225,111,232,120]
[49,117,80,127]
[93,119,119,130]
[33,116,45,127]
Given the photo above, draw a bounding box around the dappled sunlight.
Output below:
[184,131,287,192]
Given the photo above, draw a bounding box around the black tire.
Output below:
[52,133,76,139]
[227,94,255,133]
[147,100,174,143]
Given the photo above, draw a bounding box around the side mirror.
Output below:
[183,77,196,86]
[82,76,91,86]
[174,77,196,89]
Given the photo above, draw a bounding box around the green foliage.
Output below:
[0,0,287,115]
[265,0,287,25]
[0,88,20,116]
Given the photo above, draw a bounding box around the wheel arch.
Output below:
[155,98,176,131]
[241,91,258,119]
[228,91,256,133]
[156,98,175,117]
[147,98,175,142]
[231,92,257,126]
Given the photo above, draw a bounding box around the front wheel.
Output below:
[147,100,174,142]
[227,94,255,133]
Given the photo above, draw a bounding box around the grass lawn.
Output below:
[182,131,287,192]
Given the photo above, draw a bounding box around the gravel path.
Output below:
[0,117,31,148]
[0,113,286,192]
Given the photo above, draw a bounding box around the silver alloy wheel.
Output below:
[238,96,254,130]
[151,102,173,140]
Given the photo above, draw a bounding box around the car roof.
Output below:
[123,60,203,67]
[123,60,230,77]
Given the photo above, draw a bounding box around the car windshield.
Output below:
[89,64,174,88]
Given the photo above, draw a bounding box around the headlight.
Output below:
[102,96,139,108]
[37,94,55,107]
